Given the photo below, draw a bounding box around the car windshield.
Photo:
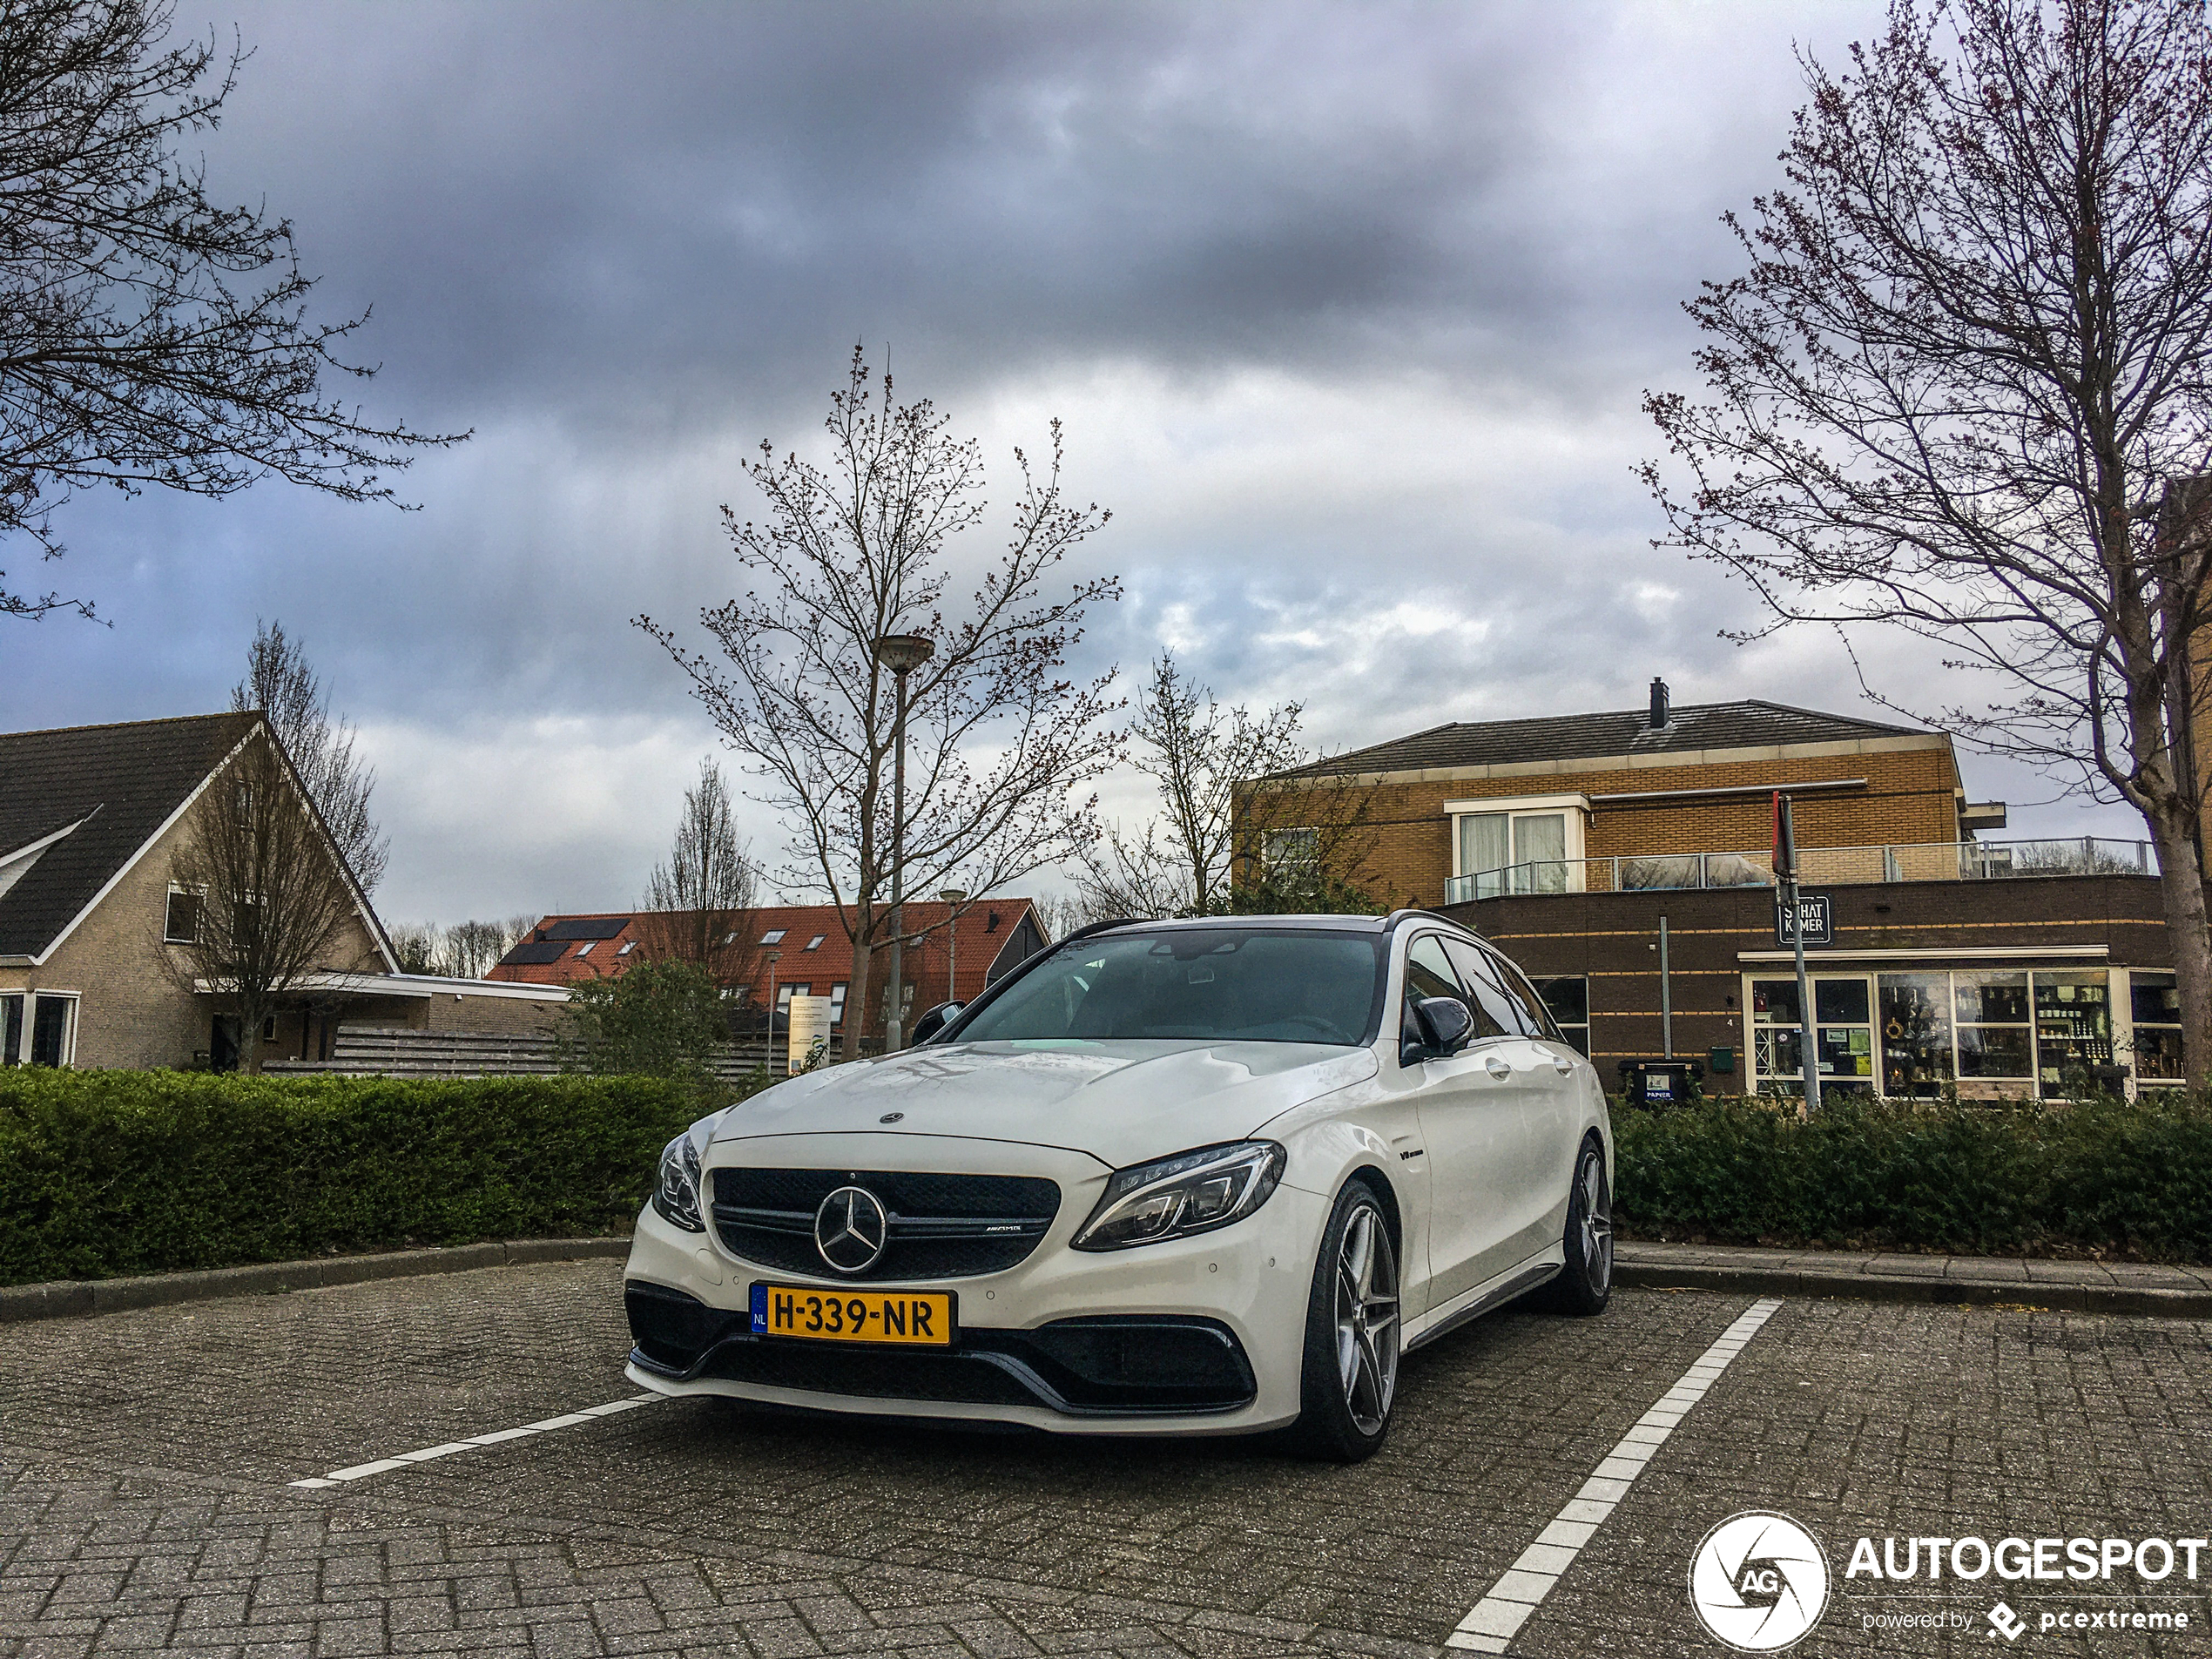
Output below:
[954,927,1386,1046]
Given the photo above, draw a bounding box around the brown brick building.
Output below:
[1255,682,2174,1100]
[1257,682,1983,912]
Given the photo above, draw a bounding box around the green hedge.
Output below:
[1616,1093,2212,1261]
[0,1069,740,1286]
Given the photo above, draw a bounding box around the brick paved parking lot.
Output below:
[3,1261,2208,1658]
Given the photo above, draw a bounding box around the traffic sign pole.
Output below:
[1775,793,1822,1112]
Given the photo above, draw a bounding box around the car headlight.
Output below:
[652,1134,705,1232]
[1071,1140,1287,1251]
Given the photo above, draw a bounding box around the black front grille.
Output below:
[711,1167,1061,1280]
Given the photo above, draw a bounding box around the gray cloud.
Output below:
[7,0,2134,920]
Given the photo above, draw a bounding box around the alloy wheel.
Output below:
[1578,1147,1614,1295]
[1332,1203,1399,1436]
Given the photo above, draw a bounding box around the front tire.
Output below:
[1291,1181,1400,1462]
[1535,1136,1613,1316]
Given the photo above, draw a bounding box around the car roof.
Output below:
[1076,910,1474,939]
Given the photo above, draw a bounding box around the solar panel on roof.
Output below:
[498,941,570,965]
[544,917,631,941]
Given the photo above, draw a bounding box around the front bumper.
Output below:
[623,1131,1323,1434]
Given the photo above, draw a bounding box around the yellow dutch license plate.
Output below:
[750,1283,955,1346]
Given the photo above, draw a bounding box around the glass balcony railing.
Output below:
[1440,837,2159,906]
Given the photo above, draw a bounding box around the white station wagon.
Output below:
[624,912,1612,1460]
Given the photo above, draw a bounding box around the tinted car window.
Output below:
[1410,934,1502,1039]
[957,928,1385,1046]
[1445,937,1534,1038]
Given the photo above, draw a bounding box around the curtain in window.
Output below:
[1514,813,1568,893]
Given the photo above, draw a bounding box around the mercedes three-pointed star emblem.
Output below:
[813,1185,889,1274]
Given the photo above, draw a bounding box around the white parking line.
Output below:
[1445,1298,1785,1654]
[286,1393,662,1488]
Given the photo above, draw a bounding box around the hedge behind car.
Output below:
[0,1069,735,1286]
[1615,1092,2212,1262]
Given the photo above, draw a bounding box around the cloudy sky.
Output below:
[4,0,2141,925]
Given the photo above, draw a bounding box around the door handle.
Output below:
[1552,1056,1576,1076]
[1485,1055,1513,1080]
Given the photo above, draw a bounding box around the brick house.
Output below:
[0,713,565,1069]
[1249,682,2175,1099]
[488,899,1049,1037]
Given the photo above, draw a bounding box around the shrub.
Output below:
[1615,1092,2212,1261]
[0,1069,762,1285]
[563,957,733,1079]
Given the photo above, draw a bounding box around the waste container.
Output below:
[1618,1059,1702,1109]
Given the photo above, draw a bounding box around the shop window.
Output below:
[1749,977,1804,1092]
[1878,973,1954,1098]
[1813,977,1874,1090]
[1534,975,1590,1056]
[1953,971,2033,1082]
[2130,972,2186,1084]
[2033,971,2113,1094]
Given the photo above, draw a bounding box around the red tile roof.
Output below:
[486,898,1048,1026]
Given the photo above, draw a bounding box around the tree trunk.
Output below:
[2143,803,2212,1089]
[840,906,874,1064]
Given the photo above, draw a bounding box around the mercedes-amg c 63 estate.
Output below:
[623,911,1612,1460]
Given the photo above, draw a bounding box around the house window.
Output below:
[2130,972,2184,1083]
[164,886,203,944]
[727,985,752,1004]
[829,983,848,1024]
[1534,975,1590,1056]
[576,941,595,957]
[1,994,20,1066]
[806,934,826,951]
[1264,827,1318,872]
[761,928,787,945]
[27,993,77,1067]
[1447,794,1588,899]
[778,982,807,1012]
[617,941,636,955]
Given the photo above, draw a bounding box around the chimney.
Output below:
[1649,677,1670,730]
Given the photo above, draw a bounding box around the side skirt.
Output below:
[1403,1252,1564,1352]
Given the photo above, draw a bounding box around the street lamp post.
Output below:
[764,950,780,1073]
[939,887,968,1003]
[873,632,934,1051]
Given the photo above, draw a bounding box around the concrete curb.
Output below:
[1615,1260,2212,1319]
[0,1238,632,1324]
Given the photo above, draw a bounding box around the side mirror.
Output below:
[1413,995,1474,1055]
[911,1001,965,1045]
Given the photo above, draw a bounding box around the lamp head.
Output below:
[938,888,968,904]
[872,633,934,674]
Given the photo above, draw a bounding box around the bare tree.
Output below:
[639,347,1122,1061]
[232,618,387,894]
[388,920,442,974]
[0,0,465,623]
[442,920,509,980]
[161,729,373,1072]
[1084,653,1386,915]
[1642,0,2212,1082]
[637,757,760,984]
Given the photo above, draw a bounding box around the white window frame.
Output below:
[1445,793,1592,896]
[164,882,206,945]
[14,989,80,1067]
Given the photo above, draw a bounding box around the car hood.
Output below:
[709,1039,1379,1170]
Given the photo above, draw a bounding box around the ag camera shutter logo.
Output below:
[1689,1512,1831,1651]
